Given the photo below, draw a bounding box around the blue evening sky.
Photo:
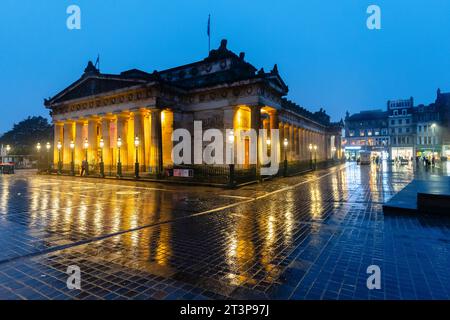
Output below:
[0,0,449,133]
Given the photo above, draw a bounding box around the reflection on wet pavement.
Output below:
[0,163,449,300]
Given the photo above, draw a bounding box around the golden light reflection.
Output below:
[309,181,322,219]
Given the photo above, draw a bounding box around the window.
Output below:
[391,120,395,125]
[406,119,410,124]
[360,130,365,136]
[406,128,410,133]
[399,119,403,125]
[349,131,354,137]
[367,130,372,136]
[418,126,421,132]
[393,110,398,116]
[398,128,402,134]
[402,109,407,115]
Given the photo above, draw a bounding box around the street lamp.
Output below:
[134,135,140,178]
[46,142,51,173]
[283,138,288,177]
[99,138,105,178]
[36,143,42,173]
[309,143,313,169]
[117,137,122,177]
[228,130,235,188]
[430,123,438,159]
[313,144,318,170]
[266,137,271,158]
[83,138,89,176]
[70,141,75,176]
[57,141,62,174]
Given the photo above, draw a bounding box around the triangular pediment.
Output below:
[47,75,146,105]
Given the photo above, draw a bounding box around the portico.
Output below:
[45,39,342,181]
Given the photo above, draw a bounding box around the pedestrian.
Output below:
[80,160,86,176]
[432,156,435,167]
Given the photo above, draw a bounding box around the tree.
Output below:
[0,116,53,155]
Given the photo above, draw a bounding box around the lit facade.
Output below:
[45,40,342,179]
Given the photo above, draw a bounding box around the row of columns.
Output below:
[54,109,166,174]
[277,122,327,162]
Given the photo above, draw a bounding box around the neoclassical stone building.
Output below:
[45,39,342,181]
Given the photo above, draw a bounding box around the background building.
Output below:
[388,97,415,161]
[343,110,389,161]
[344,90,450,162]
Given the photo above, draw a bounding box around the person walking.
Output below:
[80,160,86,176]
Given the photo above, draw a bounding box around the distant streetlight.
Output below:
[57,141,62,174]
[70,141,75,176]
[309,144,313,169]
[117,137,122,177]
[46,142,51,173]
[99,138,105,178]
[134,136,140,178]
[283,138,288,177]
[36,143,42,172]
[6,145,11,153]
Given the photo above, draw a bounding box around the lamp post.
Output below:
[134,136,140,178]
[309,144,313,169]
[5,144,11,163]
[283,138,288,177]
[228,130,235,188]
[36,143,41,173]
[313,144,318,170]
[5,145,12,173]
[117,137,122,178]
[83,138,89,176]
[431,123,437,158]
[99,138,105,178]
[70,141,75,176]
[46,142,51,173]
[57,141,62,174]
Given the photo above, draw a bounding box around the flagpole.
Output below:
[208,14,211,54]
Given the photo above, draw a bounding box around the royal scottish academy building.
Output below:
[44,40,343,183]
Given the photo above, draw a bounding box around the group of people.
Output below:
[416,155,436,167]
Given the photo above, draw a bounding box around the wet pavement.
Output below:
[0,163,449,300]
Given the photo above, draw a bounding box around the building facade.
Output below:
[388,98,415,160]
[44,40,342,181]
[343,110,389,161]
[343,90,450,162]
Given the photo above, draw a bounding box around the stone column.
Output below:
[63,121,75,165]
[133,109,148,169]
[251,105,262,173]
[101,116,112,167]
[54,122,63,165]
[117,113,130,167]
[279,121,284,162]
[75,120,86,165]
[87,117,99,164]
[150,109,163,174]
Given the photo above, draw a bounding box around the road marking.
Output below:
[219,195,253,200]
